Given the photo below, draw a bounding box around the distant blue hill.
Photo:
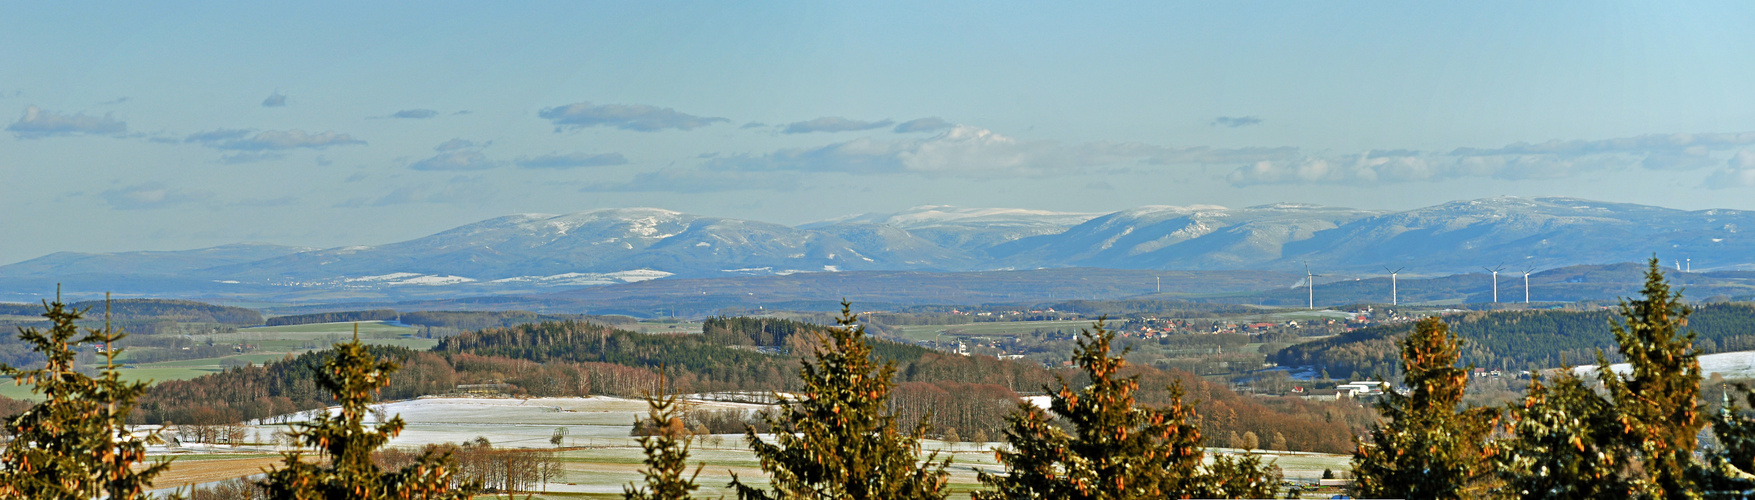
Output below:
[0,197,1748,303]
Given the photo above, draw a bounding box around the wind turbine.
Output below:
[1522,267,1535,303]
[1484,265,1505,303]
[1304,261,1321,310]
[1384,266,1405,306]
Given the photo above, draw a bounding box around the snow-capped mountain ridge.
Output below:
[3,198,1752,295]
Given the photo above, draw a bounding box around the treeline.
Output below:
[265,309,400,326]
[266,308,636,331]
[0,299,253,367]
[438,320,799,393]
[701,316,816,347]
[1274,303,1755,378]
[0,299,261,325]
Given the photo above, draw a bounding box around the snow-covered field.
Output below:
[1576,349,1755,379]
[255,396,770,449]
[149,395,1352,497]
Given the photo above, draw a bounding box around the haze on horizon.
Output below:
[4,1,1755,265]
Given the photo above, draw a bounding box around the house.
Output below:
[1335,381,1385,398]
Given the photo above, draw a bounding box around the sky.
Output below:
[4,1,1755,264]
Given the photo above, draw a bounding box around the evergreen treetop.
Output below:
[1496,371,1640,499]
[261,325,475,500]
[977,318,1279,500]
[625,370,703,500]
[1594,257,1703,500]
[0,294,178,500]
[732,300,950,500]
[1352,317,1499,500]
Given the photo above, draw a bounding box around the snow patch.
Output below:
[394,275,476,286]
[489,270,673,286]
[1579,350,1755,379]
[347,272,425,282]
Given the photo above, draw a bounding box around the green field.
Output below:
[4,321,434,401]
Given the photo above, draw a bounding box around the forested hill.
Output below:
[1273,303,1755,379]
[436,320,801,392]
[265,309,638,329]
[0,298,261,325]
[434,318,1053,394]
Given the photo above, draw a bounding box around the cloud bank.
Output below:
[1223,132,1755,186]
[707,125,1267,178]
[1705,149,1755,188]
[538,102,727,132]
[516,152,628,169]
[100,183,213,210]
[782,117,893,134]
[7,106,127,138]
[893,117,953,133]
[410,151,499,171]
[185,129,366,151]
[1211,116,1263,128]
[580,168,790,193]
[434,139,481,151]
[390,109,438,119]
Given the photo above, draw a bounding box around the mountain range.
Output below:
[1,197,1749,303]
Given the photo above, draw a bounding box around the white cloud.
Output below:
[538,102,728,132]
[579,168,793,193]
[409,151,500,171]
[433,138,480,151]
[1211,116,1263,128]
[893,117,953,133]
[1224,132,1755,186]
[7,106,127,138]
[100,183,213,210]
[1223,151,1592,186]
[186,129,365,151]
[708,125,1159,177]
[515,152,627,169]
[390,109,438,119]
[1704,149,1755,189]
[783,117,893,134]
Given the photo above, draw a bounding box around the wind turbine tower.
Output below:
[1522,268,1534,304]
[1304,262,1320,310]
[1484,265,1505,303]
[1384,266,1405,306]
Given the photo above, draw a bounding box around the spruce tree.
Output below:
[1351,317,1498,500]
[260,326,476,500]
[731,301,950,500]
[625,372,703,500]
[1594,257,1703,500]
[1496,372,1640,499]
[976,318,1280,500]
[0,294,179,500]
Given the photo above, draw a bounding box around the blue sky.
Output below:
[4,1,1755,263]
